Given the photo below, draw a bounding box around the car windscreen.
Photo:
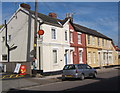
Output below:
[63,65,76,70]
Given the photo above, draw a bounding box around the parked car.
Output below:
[62,64,97,80]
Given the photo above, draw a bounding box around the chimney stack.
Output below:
[48,13,57,18]
[20,3,31,10]
[66,13,73,22]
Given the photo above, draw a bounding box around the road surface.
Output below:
[6,67,120,93]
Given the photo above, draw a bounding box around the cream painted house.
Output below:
[86,30,118,68]
[0,5,73,73]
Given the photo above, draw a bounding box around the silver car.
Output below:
[62,64,97,80]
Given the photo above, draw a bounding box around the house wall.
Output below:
[0,8,71,73]
[69,23,86,64]
[111,44,119,66]
[86,34,117,68]
[37,21,70,72]
[1,10,31,62]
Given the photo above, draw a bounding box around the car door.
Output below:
[86,65,93,76]
[81,64,89,77]
[77,64,84,76]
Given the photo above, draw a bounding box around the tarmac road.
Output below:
[5,67,120,93]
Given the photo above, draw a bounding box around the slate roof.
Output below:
[73,23,112,40]
[23,8,112,40]
[25,9,63,27]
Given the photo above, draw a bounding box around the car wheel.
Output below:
[62,77,66,81]
[92,72,97,78]
[80,74,85,80]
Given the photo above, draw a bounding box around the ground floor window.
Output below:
[53,50,58,64]
[79,50,83,64]
[2,54,7,60]
[70,50,73,64]
[93,52,96,64]
[65,50,68,65]
[88,52,91,64]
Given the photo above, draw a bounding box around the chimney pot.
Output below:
[66,13,73,22]
[48,13,57,18]
[20,3,31,10]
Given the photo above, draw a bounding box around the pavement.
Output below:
[1,66,120,92]
[33,66,119,80]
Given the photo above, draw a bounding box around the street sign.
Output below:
[14,63,21,73]
[19,65,26,75]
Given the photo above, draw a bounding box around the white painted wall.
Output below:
[1,10,31,62]
[38,23,70,72]
[0,7,71,72]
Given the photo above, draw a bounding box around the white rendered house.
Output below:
[0,4,73,73]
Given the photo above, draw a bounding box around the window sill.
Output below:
[78,43,82,44]
[70,42,74,43]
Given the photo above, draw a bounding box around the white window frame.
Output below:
[102,39,104,46]
[93,52,96,64]
[51,28,57,40]
[79,50,83,64]
[65,30,68,41]
[2,54,7,61]
[78,48,83,64]
[98,37,100,46]
[105,39,107,47]
[70,50,73,64]
[88,52,91,64]
[88,35,90,45]
[1,36,5,42]
[92,36,95,45]
[52,49,58,64]
[78,32,81,44]
[8,35,11,41]
[70,32,73,43]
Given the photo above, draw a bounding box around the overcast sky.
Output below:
[1,2,119,46]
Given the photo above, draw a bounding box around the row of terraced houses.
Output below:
[0,4,119,74]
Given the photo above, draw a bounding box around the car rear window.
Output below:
[63,65,76,70]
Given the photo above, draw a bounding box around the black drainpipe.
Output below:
[5,20,10,62]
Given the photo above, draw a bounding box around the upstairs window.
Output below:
[98,37,100,46]
[88,35,90,45]
[70,32,73,43]
[65,30,67,41]
[8,35,11,41]
[51,28,56,40]
[78,33,81,44]
[1,36,5,42]
[88,52,91,64]
[105,40,107,47]
[93,52,96,64]
[102,39,104,46]
[92,36,95,45]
